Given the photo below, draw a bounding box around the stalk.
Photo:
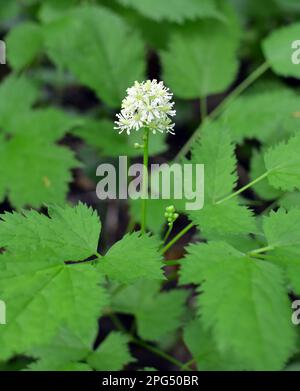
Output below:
[141,128,149,233]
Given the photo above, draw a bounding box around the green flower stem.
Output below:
[141,128,149,234]
[161,222,194,254]
[174,61,269,161]
[216,170,270,205]
[163,223,173,244]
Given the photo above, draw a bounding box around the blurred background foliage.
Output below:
[0,0,300,246]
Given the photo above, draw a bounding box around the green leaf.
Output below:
[262,23,300,79]
[98,232,163,284]
[112,280,188,341]
[0,258,106,361]
[27,329,132,371]
[73,119,167,158]
[0,203,101,262]
[254,208,300,294]
[0,204,107,360]
[161,5,239,98]
[6,22,43,71]
[0,109,81,208]
[116,0,223,23]
[187,122,256,237]
[44,5,145,107]
[279,192,300,210]
[190,122,237,203]
[264,133,300,191]
[180,241,242,285]
[180,241,296,370]
[250,150,282,201]
[190,200,257,238]
[184,320,244,370]
[221,87,300,144]
[263,208,300,251]
[87,332,133,371]
[27,328,90,371]
[0,75,39,128]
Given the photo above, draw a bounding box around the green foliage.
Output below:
[161,3,240,98]
[221,87,300,144]
[73,119,167,158]
[264,133,300,191]
[112,280,188,341]
[0,75,39,128]
[263,23,300,78]
[6,22,43,71]
[184,320,243,370]
[180,241,296,370]
[1,0,300,373]
[98,232,163,284]
[187,123,256,238]
[116,0,223,23]
[0,204,108,360]
[28,329,133,371]
[43,5,145,108]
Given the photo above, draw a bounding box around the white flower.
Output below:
[114,80,176,135]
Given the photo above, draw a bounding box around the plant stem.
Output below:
[160,170,272,254]
[163,224,173,244]
[161,222,194,254]
[248,245,274,257]
[174,61,269,161]
[200,96,207,122]
[209,61,269,120]
[141,128,149,234]
[110,313,191,370]
[216,170,270,205]
[131,337,187,370]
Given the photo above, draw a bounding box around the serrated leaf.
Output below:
[98,232,163,284]
[0,204,107,360]
[187,122,256,237]
[180,241,296,370]
[87,332,133,371]
[190,200,257,238]
[116,0,223,23]
[262,23,300,79]
[184,320,244,370]
[250,150,282,201]
[264,133,300,191]
[190,122,237,203]
[0,259,106,360]
[6,22,43,71]
[0,203,101,261]
[43,5,145,107]
[263,208,300,251]
[111,280,188,341]
[279,192,300,210]
[161,5,239,98]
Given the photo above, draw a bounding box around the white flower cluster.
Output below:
[114,80,176,135]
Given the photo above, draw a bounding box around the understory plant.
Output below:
[1,0,300,372]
